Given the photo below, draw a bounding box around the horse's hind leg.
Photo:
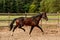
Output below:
[20,28,25,32]
[11,25,18,36]
[10,25,13,31]
[19,25,25,32]
[13,25,18,32]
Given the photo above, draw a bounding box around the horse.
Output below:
[9,12,48,35]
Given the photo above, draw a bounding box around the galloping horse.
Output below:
[10,12,48,35]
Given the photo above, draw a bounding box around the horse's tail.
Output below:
[10,18,17,31]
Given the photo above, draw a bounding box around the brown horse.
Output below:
[10,12,48,35]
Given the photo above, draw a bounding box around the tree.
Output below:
[40,0,60,13]
[29,0,42,13]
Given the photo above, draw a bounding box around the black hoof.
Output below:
[23,29,25,32]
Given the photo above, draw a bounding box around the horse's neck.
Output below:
[35,14,42,21]
[32,14,42,24]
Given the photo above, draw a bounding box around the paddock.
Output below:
[0,23,60,40]
[0,13,60,40]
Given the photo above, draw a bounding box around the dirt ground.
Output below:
[0,25,60,40]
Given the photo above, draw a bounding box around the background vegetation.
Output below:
[0,0,60,13]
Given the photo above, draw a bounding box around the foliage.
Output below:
[40,0,60,13]
[0,0,60,13]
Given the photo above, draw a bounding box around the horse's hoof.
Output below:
[29,35,31,37]
[24,30,25,32]
[29,34,31,37]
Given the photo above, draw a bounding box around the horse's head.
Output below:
[42,12,48,21]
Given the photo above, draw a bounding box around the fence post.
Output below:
[25,11,27,17]
[57,12,59,27]
[8,12,10,27]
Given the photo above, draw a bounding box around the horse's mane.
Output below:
[32,13,42,18]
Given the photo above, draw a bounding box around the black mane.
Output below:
[32,13,42,18]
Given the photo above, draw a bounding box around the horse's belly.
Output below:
[24,22,31,25]
[24,22,36,26]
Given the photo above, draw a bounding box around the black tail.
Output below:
[10,18,17,31]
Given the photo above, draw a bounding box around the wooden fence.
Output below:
[0,13,60,27]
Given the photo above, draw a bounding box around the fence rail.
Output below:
[0,12,59,16]
[0,13,60,27]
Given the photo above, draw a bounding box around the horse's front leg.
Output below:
[29,26,34,35]
[37,25,44,34]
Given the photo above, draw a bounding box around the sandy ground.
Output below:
[0,26,60,40]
